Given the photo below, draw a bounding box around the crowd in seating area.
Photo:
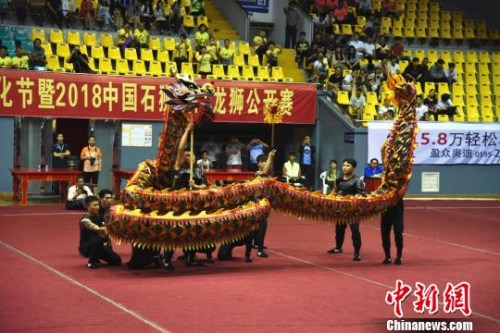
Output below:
[293,0,500,123]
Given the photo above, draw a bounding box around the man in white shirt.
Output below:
[415,95,429,120]
[282,152,303,184]
[66,177,94,210]
[388,56,400,74]
[363,36,376,58]
[350,89,366,120]
[348,34,365,59]
[377,98,396,119]
[225,136,243,168]
[200,135,221,168]
[342,71,354,91]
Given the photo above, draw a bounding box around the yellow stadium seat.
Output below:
[465,84,478,95]
[479,75,491,86]
[99,33,114,50]
[489,29,500,40]
[341,24,353,35]
[233,53,245,67]
[56,43,70,59]
[404,27,415,38]
[83,32,98,48]
[453,51,465,63]
[414,81,423,96]
[381,17,391,28]
[478,62,489,75]
[156,49,170,64]
[133,60,147,76]
[465,63,477,74]
[241,65,255,80]
[332,24,341,35]
[272,66,284,81]
[181,62,194,76]
[183,15,196,29]
[49,29,64,44]
[366,92,379,105]
[452,83,464,96]
[148,37,161,51]
[454,109,465,122]
[440,51,452,64]
[441,10,451,22]
[467,113,480,122]
[427,50,439,64]
[165,62,177,76]
[64,61,73,72]
[495,105,500,119]
[257,66,270,81]
[477,27,488,40]
[67,31,81,46]
[466,51,478,63]
[453,94,464,106]
[440,27,452,39]
[480,94,493,107]
[493,63,500,75]
[392,26,403,38]
[107,46,122,61]
[438,115,449,122]
[91,46,105,60]
[46,55,61,71]
[337,91,350,105]
[416,27,427,38]
[140,48,154,63]
[453,28,464,39]
[494,85,500,96]
[149,61,165,77]
[115,59,130,75]
[31,28,46,42]
[164,37,176,52]
[465,73,477,85]
[464,29,475,39]
[414,50,425,60]
[424,82,436,96]
[417,18,427,28]
[428,27,439,38]
[98,58,113,74]
[379,26,390,36]
[481,105,494,122]
[437,83,450,95]
[248,54,260,67]
[124,48,138,61]
[429,19,439,29]
[479,52,491,64]
[212,64,225,79]
[357,16,367,26]
[238,42,250,56]
[226,65,240,79]
[196,15,209,28]
[454,62,464,74]
[466,94,478,107]
[41,42,53,56]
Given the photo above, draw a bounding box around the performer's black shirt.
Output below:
[335,175,366,196]
[79,213,103,250]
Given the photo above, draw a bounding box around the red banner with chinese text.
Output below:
[0,70,317,124]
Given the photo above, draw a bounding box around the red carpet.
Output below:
[0,201,499,333]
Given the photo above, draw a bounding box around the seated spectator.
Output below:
[418,57,430,85]
[345,46,360,70]
[328,67,343,96]
[415,95,428,120]
[388,56,400,74]
[195,24,210,51]
[282,152,303,184]
[422,111,433,121]
[29,38,47,69]
[350,88,366,120]
[66,46,95,74]
[365,69,382,96]
[196,150,212,173]
[424,88,438,114]
[134,23,149,50]
[173,33,189,73]
[117,24,134,52]
[382,0,397,17]
[364,158,384,178]
[333,0,348,23]
[363,36,376,59]
[253,30,268,65]
[358,0,372,17]
[13,0,29,25]
[389,37,404,60]
[321,159,338,193]
[265,42,281,68]
[154,1,169,34]
[46,0,64,28]
[62,0,77,28]
[349,34,365,59]
[196,46,213,77]
[377,98,395,120]
[311,51,328,83]
[429,59,447,83]
[436,93,457,120]
[0,46,12,69]
[364,13,379,38]
[79,0,94,30]
[169,0,182,35]
[445,62,457,85]
[96,0,112,31]
[11,47,30,70]
[189,0,205,16]
[375,36,390,60]
[207,37,219,64]
[403,57,420,82]
[295,31,310,68]
[31,0,46,26]
[341,68,354,91]
[330,45,345,67]
[382,109,395,120]
[353,69,367,93]
[66,177,93,210]
[140,0,154,30]
[218,39,234,66]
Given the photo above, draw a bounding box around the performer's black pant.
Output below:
[127,246,161,269]
[301,164,313,187]
[381,199,404,259]
[218,234,253,260]
[335,223,361,255]
[79,237,121,266]
[253,219,268,252]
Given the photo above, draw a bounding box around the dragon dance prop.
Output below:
[106,73,418,251]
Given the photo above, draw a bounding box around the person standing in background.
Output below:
[247,137,269,172]
[299,135,315,188]
[283,1,299,48]
[52,133,71,194]
[225,136,244,169]
[80,136,102,194]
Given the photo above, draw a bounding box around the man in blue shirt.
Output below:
[246,137,269,171]
[364,158,384,178]
[299,135,316,188]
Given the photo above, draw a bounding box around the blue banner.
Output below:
[237,0,269,13]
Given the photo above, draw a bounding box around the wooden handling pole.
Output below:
[189,112,195,189]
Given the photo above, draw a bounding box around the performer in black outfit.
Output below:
[381,198,404,265]
[79,196,121,269]
[327,158,366,261]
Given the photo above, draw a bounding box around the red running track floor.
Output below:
[0,201,499,333]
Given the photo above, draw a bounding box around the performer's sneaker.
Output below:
[353,255,361,261]
[382,258,392,265]
[257,251,268,258]
[152,255,162,268]
[245,256,252,263]
[87,260,100,269]
[394,258,402,265]
[327,248,343,254]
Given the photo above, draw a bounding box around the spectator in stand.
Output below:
[284,1,300,48]
[207,37,219,64]
[382,0,397,17]
[350,88,366,120]
[196,150,212,173]
[31,0,46,26]
[299,135,316,188]
[96,0,112,31]
[429,59,447,83]
[11,47,30,70]
[353,69,367,93]
[170,0,182,35]
[364,13,380,38]
[311,51,329,83]
[134,23,149,50]
[375,35,390,60]
[403,57,420,82]
[415,95,428,120]
[341,68,354,92]
[422,112,433,121]
[265,42,281,68]
[66,177,93,210]
[358,0,372,17]
[46,0,64,28]
[436,93,457,120]
[333,0,348,23]
[154,0,169,34]
[195,24,210,51]
[389,37,404,60]
[225,136,244,169]
[377,98,396,120]
[62,0,77,28]
[418,57,430,85]
[349,33,365,59]
[117,24,134,53]
[196,46,213,77]
[79,0,95,30]
[382,109,395,120]
[29,38,47,69]
[247,137,269,172]
[173,33,189,72]
[328,67,343,96]
[253,30,268,65]
[139,0,154,30]
[364,158,384,179]
[189,0,205,16]
[295,32,310,68]
[218,39,234,66]
[345,46,360,70]
[324,33,337,55]
[363,36,376,59]
[388,56,400,74]
[365,69,382,96]
[323,11,337,35]
[201,135,221,168]
[0,47,12,69]
[13,0,29,25]
[445,62,457,85]
[311,32,325,51]
[424,88,438,116]
[330,45,345,67]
